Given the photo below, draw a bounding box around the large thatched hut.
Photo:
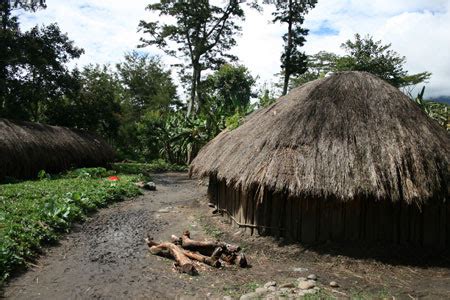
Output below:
[0,118,115,180]
[191,71,450,248]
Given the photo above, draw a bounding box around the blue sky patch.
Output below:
[310,23,339,36]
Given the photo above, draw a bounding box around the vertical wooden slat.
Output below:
[423,204,440,246]
[271,193,280,237]
[262,188,271,236]
[399,200,410,245]
[291,196,299,241]
[245,188,251,234]
[344,199,355,241]
[447,202,450,247]
[444,201,450,248]
[331,200,344,241]
[359,197,367,241]
[392,200,401,244]
[248,187,255,235]
[438,203,446,249]
[291,196,298,241]
[318,198,332,242]
[284,195,292,240]
[301,198,317,243]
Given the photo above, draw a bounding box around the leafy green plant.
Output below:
[413,87,449,130]
[0,168,141,283]
[62,167,115,179]
[37,170,50,180]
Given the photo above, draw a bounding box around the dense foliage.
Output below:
[335,34,431,89]
[292,35,431,89]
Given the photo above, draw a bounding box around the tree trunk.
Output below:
[187,67,197,118]
[282,0,293,96]
[194,68,202,115]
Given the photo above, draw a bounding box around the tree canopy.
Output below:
[117,51,178,114]
[335,34,431,88]
[0,20,84,121]
[139,0,245,117]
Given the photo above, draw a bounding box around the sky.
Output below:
[17,0,450,98]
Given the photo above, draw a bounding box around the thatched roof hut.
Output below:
[191,71,450,247]
[0,118,115,180]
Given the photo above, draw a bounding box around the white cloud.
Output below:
[16,0,450,97]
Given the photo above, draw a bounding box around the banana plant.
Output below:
[412,86,449,130]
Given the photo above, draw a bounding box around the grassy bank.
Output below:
[0,168,141,282]
[112,159,188,175]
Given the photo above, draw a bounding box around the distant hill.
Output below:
[429,96,450,105]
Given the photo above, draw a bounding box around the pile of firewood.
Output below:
[145,230,247,275]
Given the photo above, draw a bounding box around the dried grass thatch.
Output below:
[191,71,450,206]
[0,118,115,180]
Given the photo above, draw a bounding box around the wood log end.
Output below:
[171,234,181,245]
[211,247,223,260]
[237,253,248,268]
[175,262,197,275]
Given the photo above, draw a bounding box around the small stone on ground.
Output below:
[307,274,317,280]
[298,280,316,290]
[264,281,277,288]
[330,281,339,287]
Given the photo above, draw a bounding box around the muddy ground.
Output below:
[3,173,450,299]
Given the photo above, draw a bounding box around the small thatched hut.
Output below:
[191,71,450,248]
[0,118,115,180]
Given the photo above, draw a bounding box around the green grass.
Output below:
[111,159,187,176]
[0,168,141,283]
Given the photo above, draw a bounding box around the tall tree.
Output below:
[117,51,178,115]
[1,0,46,118]
[138,0,245,117]
[273,0,316,96]
[0,22,83,121]
[336,34,431,89]
[0,1,83,122]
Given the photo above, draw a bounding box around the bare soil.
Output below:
[3,173,450,299]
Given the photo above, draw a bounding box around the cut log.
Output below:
[145,238,197,275]
[180,230,240,256]
[146,232,249,274]
[183,250,222,268]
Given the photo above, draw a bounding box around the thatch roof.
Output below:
[0,118,115,180]
[191,71,450,205]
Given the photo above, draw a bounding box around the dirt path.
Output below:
[4,173,209,299]
[3,173,450,299]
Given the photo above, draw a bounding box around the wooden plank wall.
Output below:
[207,176,449,248]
